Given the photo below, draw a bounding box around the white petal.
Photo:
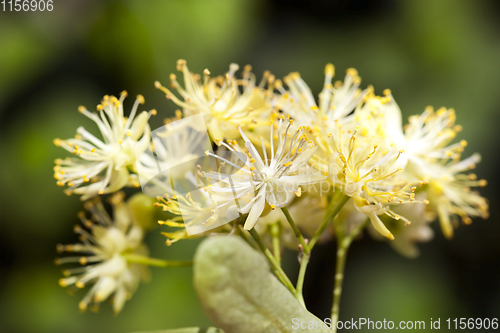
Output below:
[94,276,117,303]
[368,212,394,240]
[244,185,266,230]
[113,286,127,314]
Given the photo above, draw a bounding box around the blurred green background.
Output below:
[1,0,499,332]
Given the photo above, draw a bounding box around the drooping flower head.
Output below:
[56,193,149,314]
[155,60,275,140]
[54,92,155,200]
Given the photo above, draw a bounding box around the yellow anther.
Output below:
[346,68,358,76]
[176,59,187,70]
[325,63,334,76]
[295,187,302,197]
[137,95,145,104]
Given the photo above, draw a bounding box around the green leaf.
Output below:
[132,328,223,333]
[194,236,332,333]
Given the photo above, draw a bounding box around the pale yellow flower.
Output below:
[329,131,427,240]
[54,93,154,200]
[56,193,148,314]
[204,118,326,230]
[424,155,488,238]
[379,95,488,238]
[275,65,368,130]
[155,60,274,140]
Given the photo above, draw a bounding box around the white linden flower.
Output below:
[155,60,274,140]
[329,131,427,240]
[275,64,369,131]
[154,170,235,244]
[424,154,488,239]
[274,64,393,178]
[56,193,148,314]
[380,93,467,171]
[54,92,154,200]
[378,95,488,238]
[203,118,326,230]
[136,114,211,198]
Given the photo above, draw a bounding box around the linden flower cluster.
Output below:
[53,59,489,317]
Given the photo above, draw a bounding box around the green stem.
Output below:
[295,252,309,308]
[270,223,281,266]
[237,224,259,250]
[248,228,297,296]
[281,207,310,255]
[309,194,350,251]
[331,240,348,332]
[123,253,192,268]
[330,218,368,332]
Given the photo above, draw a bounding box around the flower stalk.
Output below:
[270,222,282,266]
[123,253,193,268]
[282,207,310,255]
[330,217,369,332]
[309,194,350,251]
[248,228,297,296]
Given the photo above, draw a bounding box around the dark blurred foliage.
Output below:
[0,0,499,332]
